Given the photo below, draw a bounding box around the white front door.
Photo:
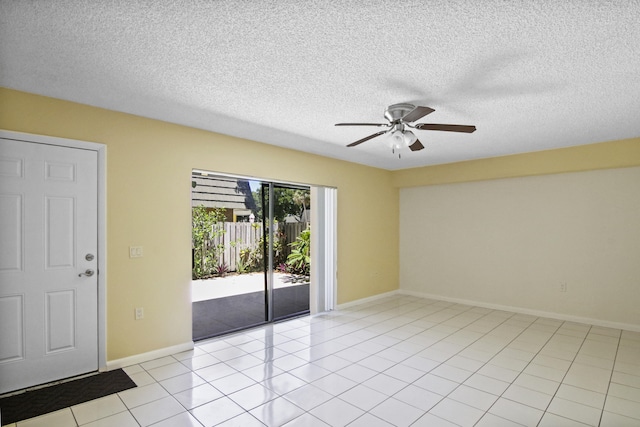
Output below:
[0,137,98,394]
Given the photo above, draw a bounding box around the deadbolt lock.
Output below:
[85,253,95,261]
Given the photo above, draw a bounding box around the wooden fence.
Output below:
[205,222,309,272]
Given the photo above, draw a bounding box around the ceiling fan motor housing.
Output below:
[384,103,416,123]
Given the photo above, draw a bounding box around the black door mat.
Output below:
[0,369,136,425]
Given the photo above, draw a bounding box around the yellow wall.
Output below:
[0,88,399,360]
[393,137,640,187]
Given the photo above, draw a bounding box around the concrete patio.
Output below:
[191,272,307,302]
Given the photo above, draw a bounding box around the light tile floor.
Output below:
[3,295,640,426]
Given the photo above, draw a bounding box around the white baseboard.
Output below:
[104,341,195,371]
[399,289,640,333]
[336,290,400,310]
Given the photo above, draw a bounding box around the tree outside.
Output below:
[251,187,310,223]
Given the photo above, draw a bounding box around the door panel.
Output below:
[45,196,76,268]
[0,295,24,362]
[0,138,98,393]
[191,176,268,340]
[46,290,76,353]
[271,184,310,321]
[0,193,22,271]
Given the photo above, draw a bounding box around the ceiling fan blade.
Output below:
[402,106,435,123]
[346,131,388,147]
[414,123,477,133]
[335,123,388,127]
[408,139,424,151]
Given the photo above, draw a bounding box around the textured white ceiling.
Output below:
[1,1,639,170]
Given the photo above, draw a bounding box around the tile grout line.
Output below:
[533,323,596,427]
[472,315,564,426]
[284,299,487,425]
[334,299,484,426]
[336,302,522,426]
[597,328,623,427]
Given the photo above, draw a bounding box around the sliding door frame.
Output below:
[192,170,335,328]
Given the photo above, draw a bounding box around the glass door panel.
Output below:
[191,174,267,340]
[272,184,311,321]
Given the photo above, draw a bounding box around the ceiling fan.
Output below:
[336,103,476,157]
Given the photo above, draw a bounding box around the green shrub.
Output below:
[192,206,226,279]
[286,228,310,276]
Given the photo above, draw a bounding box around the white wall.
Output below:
[400,166,640,330]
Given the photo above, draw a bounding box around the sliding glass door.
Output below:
[191,172,310,340]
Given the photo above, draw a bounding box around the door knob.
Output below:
[78,269,95,277]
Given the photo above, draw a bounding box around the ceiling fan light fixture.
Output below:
[388,129,405,148]
[386,128,416,150]
[403,130,417,146]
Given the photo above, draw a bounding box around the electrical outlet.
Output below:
[560,282,567,292]
[135,307,144,320]
[129,246,143,258]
